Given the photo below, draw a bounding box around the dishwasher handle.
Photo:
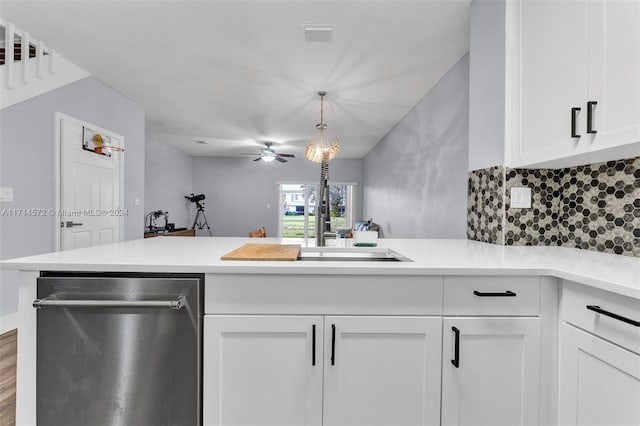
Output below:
[33,295,186,310]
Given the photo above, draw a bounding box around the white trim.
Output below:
[36,41,44,79]
[48,48,56,74]
[54,114,61,251]
[21,32,30,84]
[345,184,354,229]
[15,271,38,426]
[54,112,125,251]
[5,22,14,89]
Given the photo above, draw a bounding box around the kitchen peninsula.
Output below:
[2,237,639,426]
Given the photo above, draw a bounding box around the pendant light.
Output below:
[305,91,340,163]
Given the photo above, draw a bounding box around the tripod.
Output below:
[191,201,212,236]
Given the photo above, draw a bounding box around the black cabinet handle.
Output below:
[571,107,581,138]
[331,324,336,366]
[587,305,640,327]
[451,327,460,368]
[312,324,316,366]
[473,290,516,297]
[587,101,597,134]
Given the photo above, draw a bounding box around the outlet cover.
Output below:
[510,187,531,208]
[0,187,14,202]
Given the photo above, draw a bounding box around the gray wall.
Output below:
[0,76,145,317]
[192,157,363,237]
[468,0,506,171]
[362,54,470,239]
[145,137,195,229]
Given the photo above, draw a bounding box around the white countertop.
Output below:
[1,237,639,299]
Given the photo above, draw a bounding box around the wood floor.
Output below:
[0,329,17,426]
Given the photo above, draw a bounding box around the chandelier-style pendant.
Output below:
[305,91,340,163]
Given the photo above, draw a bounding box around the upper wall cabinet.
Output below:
[513,1,589,166]
[510,0,640,167]
[587,0,640,152]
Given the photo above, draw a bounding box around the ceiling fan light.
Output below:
[262,155,276,162]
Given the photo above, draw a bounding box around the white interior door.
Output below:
[59,116,124,250]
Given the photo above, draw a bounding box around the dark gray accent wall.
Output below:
[192,157,363,237]
[0,76,145,261]
[362,54,470,239]
[145,137,195,229]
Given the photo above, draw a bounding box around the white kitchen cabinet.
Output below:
[204,315,442,426]
[441,277,542,426]
[323,316,442,426]
[558,280,640,426]
[558,324,640,426]
[515,0,589,166]
[511,0,640,167]
[203,315,324,426]
[587,0,640,153]
[441,317,541,426]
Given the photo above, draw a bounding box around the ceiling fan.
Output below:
[242,142,295,163]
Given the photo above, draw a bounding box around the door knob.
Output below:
[65,221,83,228]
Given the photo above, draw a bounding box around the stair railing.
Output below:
[1,19,56,91]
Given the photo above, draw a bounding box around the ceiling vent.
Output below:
[304,26,334,42]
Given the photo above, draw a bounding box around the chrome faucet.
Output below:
[315,159,331,247]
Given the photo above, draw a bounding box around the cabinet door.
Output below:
[323,316,442,426]
[515,0,589,166]
[587,0,640,151]
[441,318,541,426]
[203,315,323,426]
[559,323,640,426]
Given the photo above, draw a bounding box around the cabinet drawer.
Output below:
[561,280,640,354]
[443,276,540,316]
[205,274,443,315]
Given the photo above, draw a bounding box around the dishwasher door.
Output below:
[35,274,203,426]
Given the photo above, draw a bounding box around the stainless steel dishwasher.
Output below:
[34,273,203,426]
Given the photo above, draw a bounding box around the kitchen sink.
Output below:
[298,247,412,262]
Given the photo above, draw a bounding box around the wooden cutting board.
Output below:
[221,243,301,261]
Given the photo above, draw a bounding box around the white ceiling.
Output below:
[1,0,470,159]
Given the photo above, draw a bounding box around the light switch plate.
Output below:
[510,187,531,208]
[0,187,14,202]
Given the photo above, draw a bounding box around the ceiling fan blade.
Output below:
[277,153,295,158]
[275,157,288,163]
[253,157,262,162]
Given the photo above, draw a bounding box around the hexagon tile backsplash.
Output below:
[467,157,640,257]
[467,166,505,245]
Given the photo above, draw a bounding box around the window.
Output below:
[279,182,355,238]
